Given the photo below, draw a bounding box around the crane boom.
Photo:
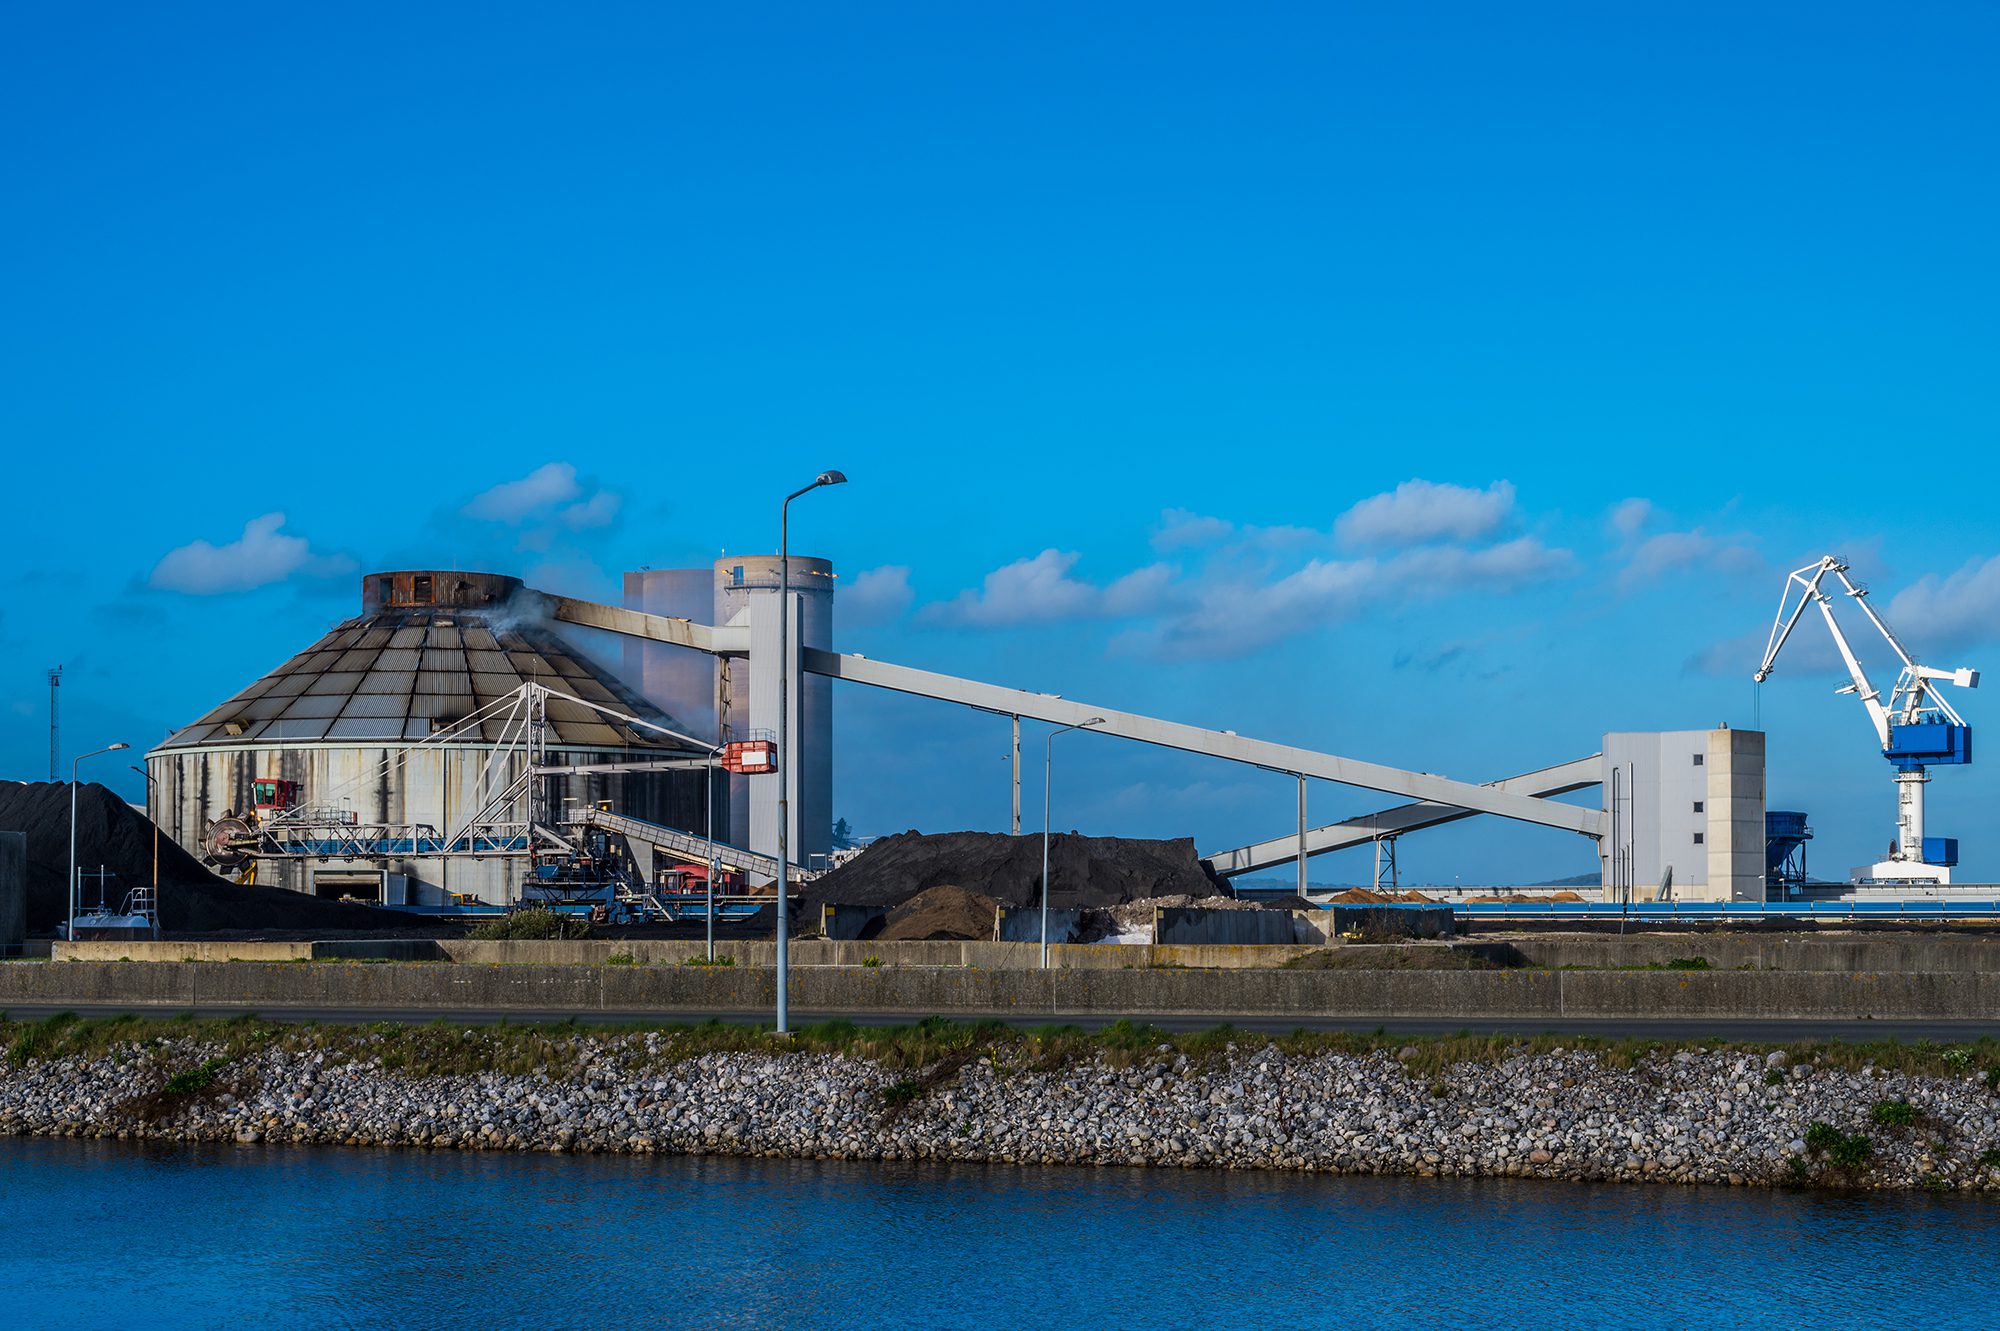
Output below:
[1753,554,1979,881]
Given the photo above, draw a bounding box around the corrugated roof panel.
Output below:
[265,675,313,699]
[564,677,617,703]
[371,648,420,672]
[241,697,289,721]
[409,693,474,718]
[469,671,517,700]
[422,648,468,676]
[430,625,463,650]
[460,625,499,651]
[561,722,627,746]
[305,672,368,696]
[332,648,378,672]
[388,627,426,649]
[354,626,394,649]
[356,669,416,695]
[542,699,596,724]
[465,649,511,674]
[326,717,404,740]
[339,694,407,719]
[284,696,346,719]
[411,672,473,698]
[505,650,554,675]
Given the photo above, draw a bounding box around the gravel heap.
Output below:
[0,782,410,934]
[5,1032,1998,1191]
[806,831,1225,918]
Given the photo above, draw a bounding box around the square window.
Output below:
[413,574,433,604]
[1692,753,1704,766]
[1693,801,1704,814]
[1693,832,1705,845]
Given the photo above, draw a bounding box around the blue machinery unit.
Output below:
[1764,810,1813,897]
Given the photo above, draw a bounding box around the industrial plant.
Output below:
[100,538,1992,927]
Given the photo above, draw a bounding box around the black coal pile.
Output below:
[804,830,1224,917]
[0,782,412,934]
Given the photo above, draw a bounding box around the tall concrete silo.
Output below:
[622,555,835,868]
[149,571,708,905]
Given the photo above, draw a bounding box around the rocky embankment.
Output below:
[4,1028,1998,1191]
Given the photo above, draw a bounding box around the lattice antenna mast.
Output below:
[46,667,61,781]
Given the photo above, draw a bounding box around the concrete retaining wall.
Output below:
[4,959,1999,1021]
[995,908,1084,944]
[1472,934,2000,973]
[1155,907,1297,946]
[820,904,890,941]
[0,833,23,949]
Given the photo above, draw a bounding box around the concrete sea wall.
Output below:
[6,959,2000,1021]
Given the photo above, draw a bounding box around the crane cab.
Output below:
[251,778,300,814]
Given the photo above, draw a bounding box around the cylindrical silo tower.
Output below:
[714,555,835,869]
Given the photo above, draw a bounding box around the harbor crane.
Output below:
[1755,555,1978,883]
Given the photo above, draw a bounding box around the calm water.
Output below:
[1,1138,1994,1329]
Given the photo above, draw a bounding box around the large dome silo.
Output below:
[147,571,708,905]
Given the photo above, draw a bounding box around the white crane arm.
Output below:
[1754,557,1890,746]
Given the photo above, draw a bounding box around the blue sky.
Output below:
[4,2,1998,882]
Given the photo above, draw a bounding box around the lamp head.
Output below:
[816,470,848,487]
[1084,716,1106,726]
[109,743,129,752]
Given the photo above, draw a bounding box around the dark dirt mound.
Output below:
[871,885,999,942]
[0,781,413,935]
[806,830,1223,918]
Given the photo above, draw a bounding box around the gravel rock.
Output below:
[2,1034,1995,1192]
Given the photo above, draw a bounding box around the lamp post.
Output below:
[1042,717,1104,968]
[68,742,129,939]
[705,742,721,964]
[777,469,847,1033]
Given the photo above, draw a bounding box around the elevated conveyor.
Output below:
[1204,757,1604,877]
[562,807,794,886]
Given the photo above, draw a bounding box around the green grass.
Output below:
[162,1056,230,1095]
[1804,1120,1874,1170]
[682,955,734,968]
[1870,1099,1918,1128]
[465,909,592,941]
[3,1017,1998,1097]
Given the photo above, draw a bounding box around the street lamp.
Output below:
[1042,717,1104,968]
[777,469,847,1033]
[68,742,130,940]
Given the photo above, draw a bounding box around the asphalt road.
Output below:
[0,1004,1993,1042]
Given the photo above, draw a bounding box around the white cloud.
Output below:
[843,565,915,625]
[559,491,621,530]
[1886,554,2000,654]
[1619,528,1760,587]
[1135,536,1574,659]
[463,462,583,522]
[1608,497,1653,540]
[149,513,353,595]
[1335,480,1516,550]
[924,550,1175,627]
[1152,509,1235,552]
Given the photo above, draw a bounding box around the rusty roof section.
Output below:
[158,576,698,751]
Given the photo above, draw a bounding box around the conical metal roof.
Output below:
[158,571,694,751]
